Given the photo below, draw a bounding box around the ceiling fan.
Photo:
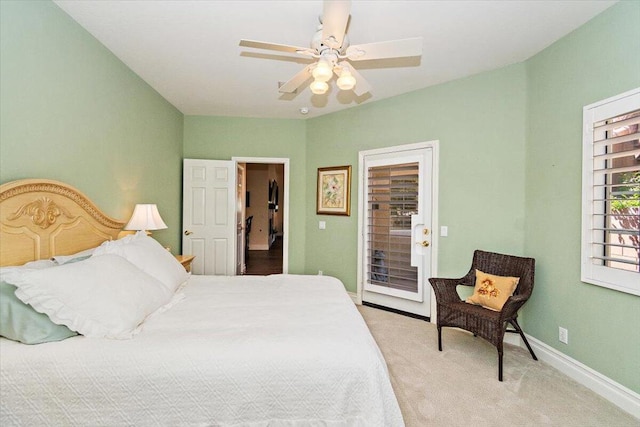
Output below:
[239,0,422,97]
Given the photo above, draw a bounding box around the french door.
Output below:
[358,142,438,318]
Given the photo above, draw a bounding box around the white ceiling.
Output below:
[53,0,616,119]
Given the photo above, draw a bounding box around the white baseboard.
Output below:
[521,334,640,419]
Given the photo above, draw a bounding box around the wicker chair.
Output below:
[428,250,537,381]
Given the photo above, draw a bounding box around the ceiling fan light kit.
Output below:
[239,0,422,98]
[312,58,334,82]
[336,67,356,91]
[310,79,329,95]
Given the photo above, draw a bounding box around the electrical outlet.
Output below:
[318,270,323,276]
[559,327,569,344]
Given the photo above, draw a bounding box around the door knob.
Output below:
[184,230,193,236]
[416,240,429,247]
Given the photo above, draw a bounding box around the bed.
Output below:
[0,179,404,426]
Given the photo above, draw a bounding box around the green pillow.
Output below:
[0,281,78,344]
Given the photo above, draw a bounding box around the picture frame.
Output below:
[316,165,352,216]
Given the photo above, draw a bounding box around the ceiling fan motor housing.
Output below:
[312,27,349,56]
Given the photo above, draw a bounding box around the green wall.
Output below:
[524,1,640,392]
[0,0,183,251]
[305,63,528,291]
[183,116,307,273]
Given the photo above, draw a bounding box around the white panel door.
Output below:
[183,159,236,275]
[359,143,437,317]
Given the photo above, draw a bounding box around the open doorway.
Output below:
[235,158,287,275]
[183,157,289,276]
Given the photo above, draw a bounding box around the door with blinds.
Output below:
[359,143,437,318]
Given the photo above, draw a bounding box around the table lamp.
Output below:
[124,204,168,235]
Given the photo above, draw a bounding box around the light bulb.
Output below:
[337,69,356,91]
[310,79,329,95]
[312,60,333,82]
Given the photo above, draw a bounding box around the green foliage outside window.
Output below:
[611,172,640,211]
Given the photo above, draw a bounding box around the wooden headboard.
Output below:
[0,179,126,267]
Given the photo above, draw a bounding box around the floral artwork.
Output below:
[322,174,345,208]
[317,166,351,215]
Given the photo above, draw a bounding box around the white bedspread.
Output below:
[0,274,404,426]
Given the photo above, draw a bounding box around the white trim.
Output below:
[524,335,640,419]
[429,142,439,323]
[233,157,290,274]
[356,140,439,322]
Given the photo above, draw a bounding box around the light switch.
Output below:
[319,221,326,230]
[440,226,448,237]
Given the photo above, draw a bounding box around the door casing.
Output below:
[236,163,246,274]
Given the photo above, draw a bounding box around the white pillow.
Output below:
[0,259,57,282]
[93,232,188,292]
[21,259,57,269]
[3,254,178,339]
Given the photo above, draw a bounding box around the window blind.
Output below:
[590,109,640,272]
[367,162,419,292]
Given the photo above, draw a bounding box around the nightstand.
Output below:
[174,255,195,273]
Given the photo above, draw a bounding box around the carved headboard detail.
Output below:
[0,179,126,267]
[8,197,74,229]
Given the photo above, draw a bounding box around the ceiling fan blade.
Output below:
[338,62,371,96]
[278,64,314,94]
[346,37,423,61]
[321,0,351,49]
[240,39,316,57]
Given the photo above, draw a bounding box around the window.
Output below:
[582,88,640,296]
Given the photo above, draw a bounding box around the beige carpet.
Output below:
[358,305,639,427]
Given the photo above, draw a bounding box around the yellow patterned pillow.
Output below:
[466,269,520,311]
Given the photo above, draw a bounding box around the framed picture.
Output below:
[316,165,352,216]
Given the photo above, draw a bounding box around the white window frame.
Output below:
[581,87,640,296]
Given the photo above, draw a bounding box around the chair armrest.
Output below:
[500,294,529,320]
[429,277,467,303]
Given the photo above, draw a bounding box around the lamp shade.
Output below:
[312,59,333,82]
[124,204,168,231]
[310,79,329,95]
[337,69,356,91]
